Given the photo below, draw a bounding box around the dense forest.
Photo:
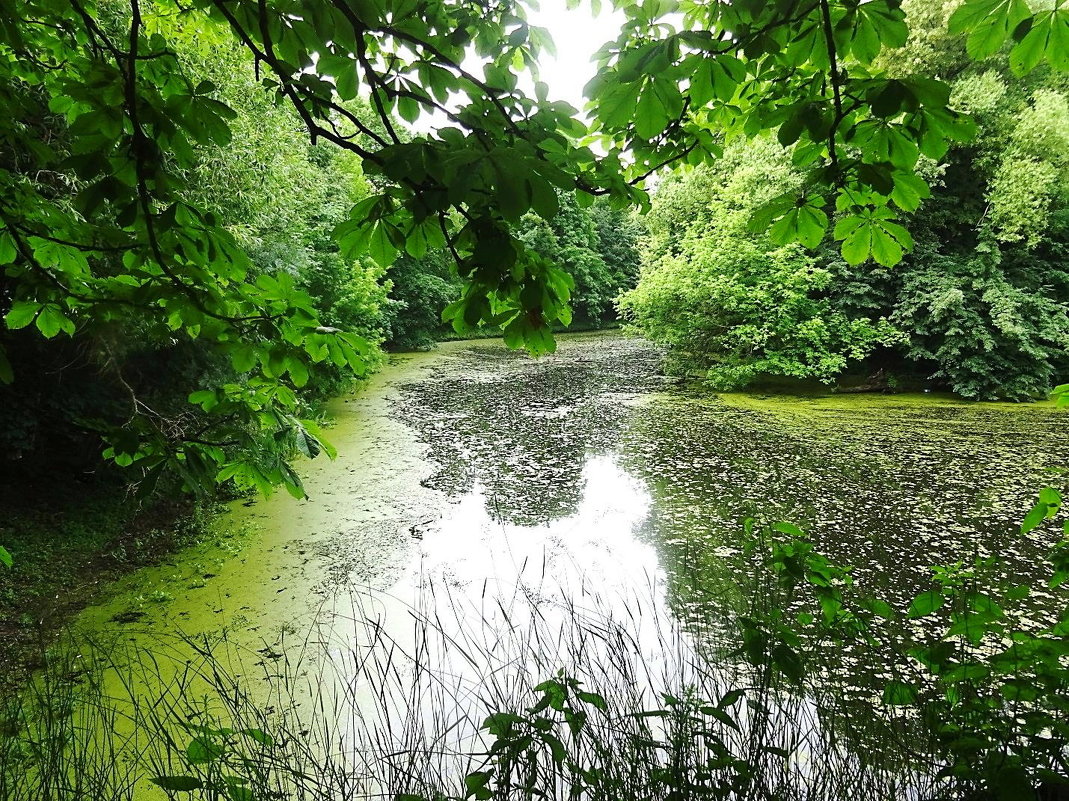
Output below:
[3,0,1066,523]
[2,0,1065,509]
[0,0,640,497]
[622,0,1069,400]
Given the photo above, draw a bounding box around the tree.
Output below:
[0,2,396,502]
[623,0,1069,398]
[517,193,641,325]
[1,0,1066,503]
[383,249,462,349]
[589,200,643,306]
[619,140,903,387]
[845,0,1069,398]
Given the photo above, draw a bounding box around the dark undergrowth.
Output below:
[0,477,216,690]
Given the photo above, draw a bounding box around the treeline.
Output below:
[0,2,640,487]
[621,0,1069,401]
[392,195,640,349]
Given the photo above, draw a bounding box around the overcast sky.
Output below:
[524,0,624,112]
[407,0,625,133]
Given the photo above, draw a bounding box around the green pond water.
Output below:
[21,331,1069,797]
[71,332,1069,644]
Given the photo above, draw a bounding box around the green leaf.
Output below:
[890,173,930,212]
[0,232,17,264]
[530,178,560,219]
[1050,10,1069,72]
[966,20,1009,60]
[942,662,990,683]
[778,110,806,147]
[367,223,399,267]
[839,219,872,266]
[321,54,359,99]
[299,419,336,459]
[634,84,667,139]
[0,546,12,568]
[718,688,745,708]
[949,0,1029,35]
[597,81,641,129]
[869,226,904,267]
[769,203,828,250]
[541,730,568,763]
[1039,487,1062,507]
[35,304,74,338]
[749,193,797,234]
[1005,584,1030,601]
[240,728,274,746]
[835,213,911,266]
[866,599,895,619]
[1009,17,1049,76]
[5,300,41,330]
[1021,500,1050,534]
[231,345,258,373]
[150,776,204,792]
[188,390,218,411]
[186,736,224,764]
[576,690,608,711]
[464,770,494,800]
[287,357,309,388]
[703,704,740,731]
[772,521,804,537]
[492,159,532,222]
[772,643,804,682]
[882,680,917,705]
[688,58,715,107]
[795,205,827,249]
[907,590,946,618]
[397,95,420,123]
[951,0,1032,58]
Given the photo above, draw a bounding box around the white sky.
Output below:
[407,0,625,133]
[524,0,625,112]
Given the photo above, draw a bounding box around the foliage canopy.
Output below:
[622,0,1069,398]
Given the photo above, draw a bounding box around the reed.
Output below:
[0,564,949,801]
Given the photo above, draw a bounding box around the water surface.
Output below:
[391,333,1069,618]
[65,331,1069,670]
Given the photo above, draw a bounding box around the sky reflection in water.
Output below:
[403,454,657,602]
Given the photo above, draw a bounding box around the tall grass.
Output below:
[0,566,949,801]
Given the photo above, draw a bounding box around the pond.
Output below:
[10,331,1069,800]
[66,332,1069,643]
[392,332,1068,615]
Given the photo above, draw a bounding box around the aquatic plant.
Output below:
[4,503,1066,800]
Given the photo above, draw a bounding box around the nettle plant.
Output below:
[150,720,275,800]
[742,493,1069,798]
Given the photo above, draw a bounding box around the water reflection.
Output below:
[385,332,1069,767]
[396,334,1069,619]
[398,454,658,605]
[395,336,666,526]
